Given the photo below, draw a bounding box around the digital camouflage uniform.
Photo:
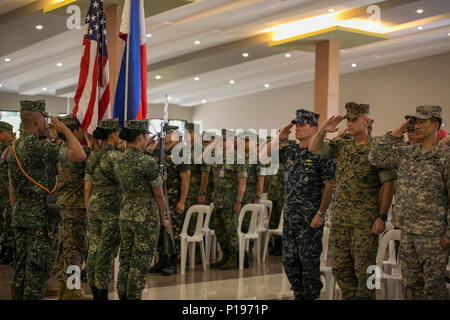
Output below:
[55,115,91,283]
[321,103,396,300]
[85,119,121,291]
[281,109,335,300]
[369,105,449,300]
[114,120,162,300]
[207,130,247,266]
[0,122,14,257]
[7,100,68,300]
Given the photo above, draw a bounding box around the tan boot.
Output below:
[63,288,92,300]
[57,280,66,300]
[45,281,59,297]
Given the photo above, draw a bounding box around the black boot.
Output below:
[149,254,168,273]
[0,247,13,265]
[90,286,99,300]
[0,246,6,260]
[97,289,109,300]
[161,255,177,275]
[119,295,128,300]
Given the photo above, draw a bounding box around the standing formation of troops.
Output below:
[0,98,448,300]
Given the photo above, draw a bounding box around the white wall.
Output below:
[192,52,450,137]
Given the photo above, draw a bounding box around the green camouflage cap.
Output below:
[97,118,120,130]
[412,105,442,120]
[185,122,195,131]
[58,114,80,127]
[20,100,49,117]
[0,121,13,132]
[344,102,370,119]
[125,119,150,132]
[291,108,320,126]
[168,125,179,133]
[405,115,416,131]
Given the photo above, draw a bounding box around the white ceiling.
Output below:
[0,0,449,107]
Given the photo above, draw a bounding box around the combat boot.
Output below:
[220,255,238,270]
[45,281,60,297]
[97,289,109,300]
[161,255,177,275]
[0,245,6,260]
[0,247,13,265]
[90,286,99,300]
[63,288,91,300]
[57,280,66,300]
[149,254,168,273]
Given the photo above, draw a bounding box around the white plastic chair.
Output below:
[262,209,283,262]
[258,200,272,257]
[180,205,209,274]
[376,229,402,300]
[320,226,336,300]
[237,204,265,270]
[203,202,216,265]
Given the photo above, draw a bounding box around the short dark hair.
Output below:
[430,117,442,132]
[58,119,82,141]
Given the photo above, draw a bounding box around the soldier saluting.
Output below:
[7,100,86,300]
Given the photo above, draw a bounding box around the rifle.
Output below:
[159,93,177,256]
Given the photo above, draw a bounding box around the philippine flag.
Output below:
[113,0,148,127]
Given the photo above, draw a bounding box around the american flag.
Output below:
[73,0,110,134]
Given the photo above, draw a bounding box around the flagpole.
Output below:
[124,36,130,125]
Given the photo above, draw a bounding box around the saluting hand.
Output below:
[320,115,345,133]
[392,118,411,138]
[279,123,293,140]
[50,116,69,133]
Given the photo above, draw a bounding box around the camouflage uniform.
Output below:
[55,115,91,283]
[207,130,247,267]
[7,100,68,300]
[369,105,449,300]
[0,122,14,259]
[321,102,396,300]
[85,119,121,291]
[267,148,286,230]
[281,110,335,300]
[114,120,162,300]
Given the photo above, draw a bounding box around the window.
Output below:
[0,111,21,133]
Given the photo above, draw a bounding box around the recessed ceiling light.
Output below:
[352,63,357,68]
[416,9,423,14]
[264,83,270,88]
[285,53,291,58]
[448,33,450,36]
[194,77,200,81]
[4,58,11,62]
[328,8,334,13]
[201,100,207,104]
[242,52,249,58]
[194,40,200,45]
[167,96,172,101]
[36,25,43,30]
[146,33,152,38]
[0,84,2,88]
[56,63,63,67]
[155,75,162,80]
[418,26,423,30]
[229,80,235,84]
[42,87,47,91]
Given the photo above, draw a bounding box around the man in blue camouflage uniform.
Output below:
[262,109,335,300]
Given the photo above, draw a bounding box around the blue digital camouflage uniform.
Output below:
[7,100,69,300]
[85,141,121,291]
[114,122,163,299]
[280,142,335,300]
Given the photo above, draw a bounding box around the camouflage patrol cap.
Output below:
[97,118,119,130]
[20,100,49,117]
[291,109,320,126]
[125,119,150,133]
[404,115,416,131]
[185,122,195,131]
[168,125,179,133]
[0,121,13,132]
[58,114,80,127]
[344,102,370,119]
[412,105,442,120]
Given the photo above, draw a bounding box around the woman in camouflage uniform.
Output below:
[114,120,168,300]
[84,119,121,300]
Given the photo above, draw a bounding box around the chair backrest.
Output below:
[258,200,273,233]
[320,226,331,267]
[181,205,210,238]
[203,202,214,233]
[376,229,401,270]
[238,204,265,237]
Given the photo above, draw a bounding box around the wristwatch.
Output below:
[235,200,241,204]
[255,195,261,200]
[379,214,388,221]
[198,191,206,196]
[317,211,326,218]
